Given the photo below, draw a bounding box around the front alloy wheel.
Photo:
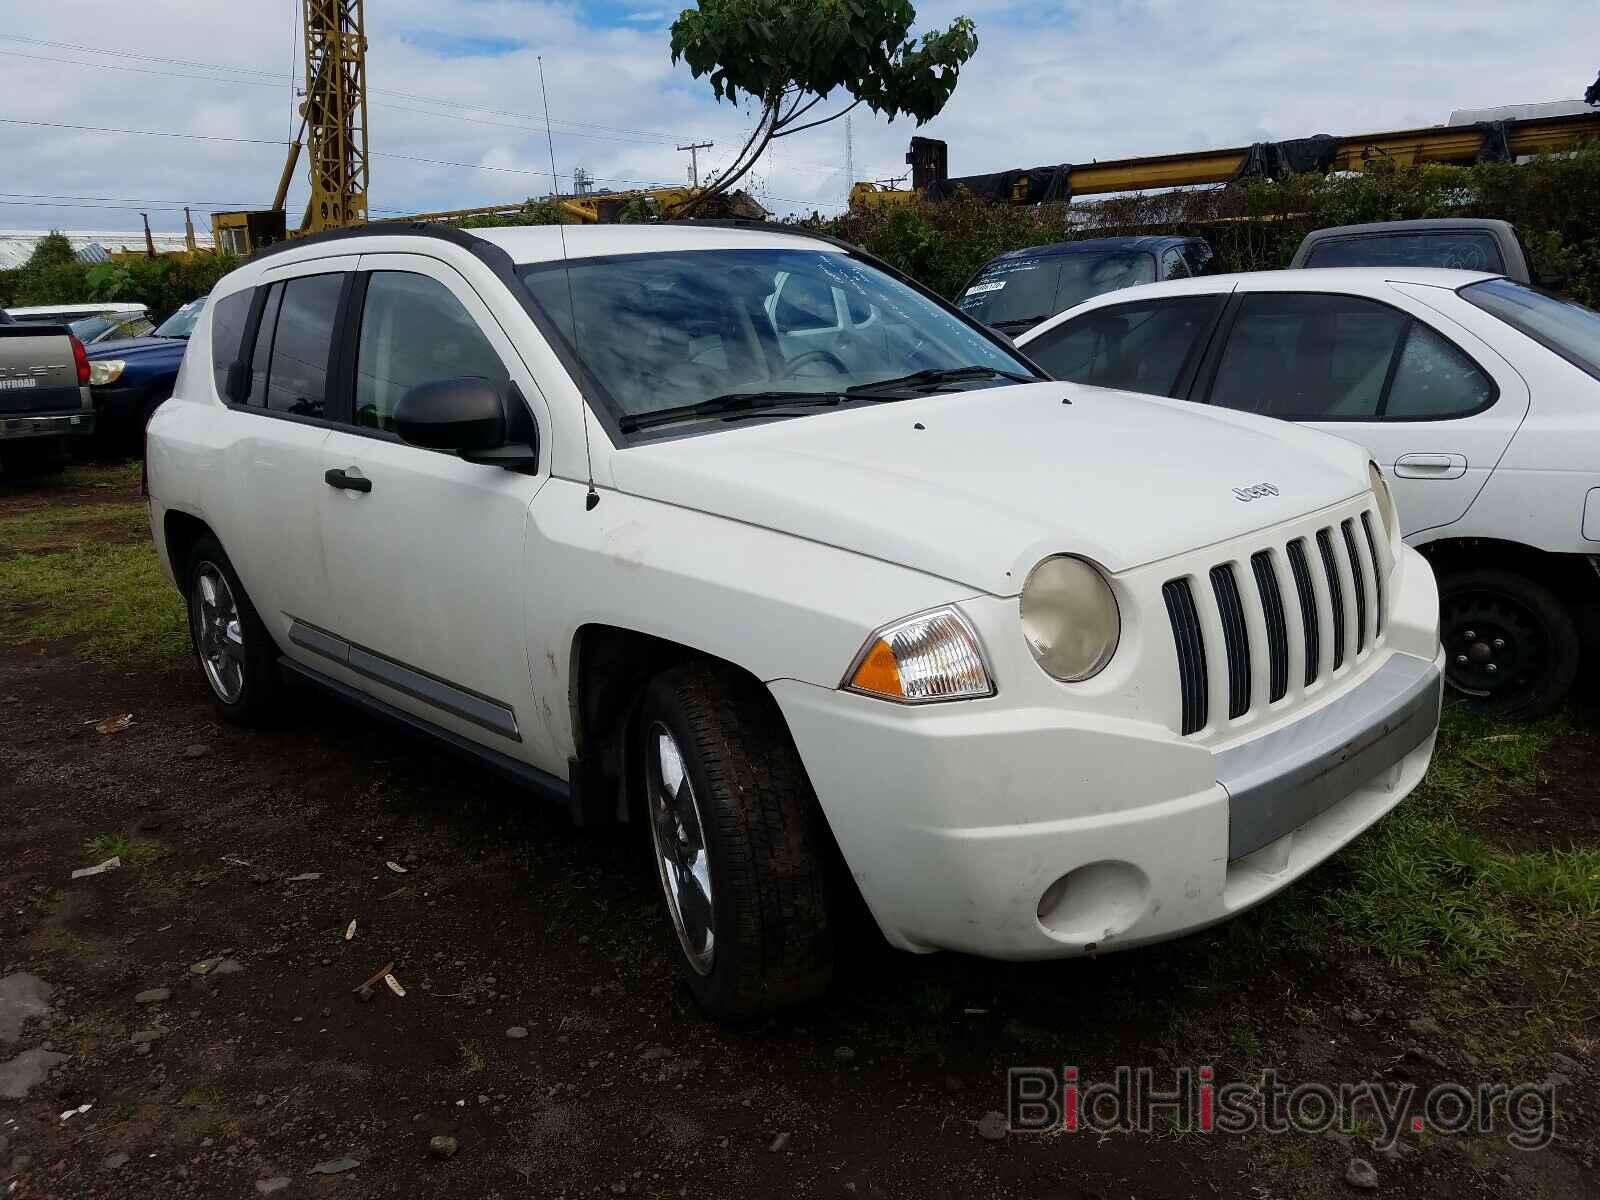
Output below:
[646,722,716,975]
[637,663,834,1021]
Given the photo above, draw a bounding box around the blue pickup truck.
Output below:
[84,295,205,452]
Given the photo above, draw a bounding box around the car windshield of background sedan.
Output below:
[154,296,206,339]
[957,252,1157,328]
[517,247,1033,433]
[1460,278,1600,382]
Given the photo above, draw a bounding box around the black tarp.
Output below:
[1475,120,1514,163]
[1230,134,1338,181]
[1586,69,1599,106]
[925,164,1072,204]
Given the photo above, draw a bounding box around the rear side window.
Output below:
[1026,296,1222,397]
[353,272,508,433]
[1460,278,1600,382]
[1208,293,1495,421]
[261,274,343,418]
[1304,232,1505,274]
[209,290,252,400]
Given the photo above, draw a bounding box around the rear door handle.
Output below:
[324,467,372,493]
[1392,453,1466,480]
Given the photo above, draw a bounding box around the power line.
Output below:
[0,117,285,146]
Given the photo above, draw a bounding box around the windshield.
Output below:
[957,251,1157,328]
[1461,278,1600,382]
[1305,231,1505,273]
[517,247,1033,433]
[155,296,206,338]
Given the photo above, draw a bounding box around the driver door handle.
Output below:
[324,467,372,493]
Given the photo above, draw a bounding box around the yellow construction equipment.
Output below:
[853,109,1600,209]
[211,0,369,254]
[386,186,768,227]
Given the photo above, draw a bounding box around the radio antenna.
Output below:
[538,54,598,511]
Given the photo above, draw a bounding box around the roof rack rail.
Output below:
[245,220,493,265]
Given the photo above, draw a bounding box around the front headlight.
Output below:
[88,359,126,386]
[1369,460,1399,545]
[843,606,994,703]
[1020,555,1120,681]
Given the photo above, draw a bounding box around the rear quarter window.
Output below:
[209,290,254,401]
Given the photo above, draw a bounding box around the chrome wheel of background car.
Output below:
[1441,590,1542,699]
[646,722,716,975]
[192,562,246,704]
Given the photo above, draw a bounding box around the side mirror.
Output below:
[393,377,538,469]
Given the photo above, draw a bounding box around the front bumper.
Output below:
[0,410,96,441]
[771,545,1442,961]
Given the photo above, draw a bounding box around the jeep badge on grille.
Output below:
[1232,482,1280,502]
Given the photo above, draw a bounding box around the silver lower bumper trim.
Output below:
[1216,653,1441,860]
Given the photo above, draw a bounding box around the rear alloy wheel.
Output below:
[637,663,834,1021]
[183,535,283,725]
[1439,568,1578,720]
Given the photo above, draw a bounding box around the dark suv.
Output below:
[956,236,1215,335]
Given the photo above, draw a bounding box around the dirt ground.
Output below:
[1,468,1597,1198]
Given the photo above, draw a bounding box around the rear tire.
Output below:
[637,662,833,1021]
[1439,568,1578,720]
[183,535,284,726]
[0,440,67,477]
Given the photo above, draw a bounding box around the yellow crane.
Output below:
[212,0,370,255]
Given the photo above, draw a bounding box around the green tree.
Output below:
[670,0,977,212]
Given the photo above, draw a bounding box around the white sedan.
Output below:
[1018,266,1600,718]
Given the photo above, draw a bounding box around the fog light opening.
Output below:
[1035,861,1150,944]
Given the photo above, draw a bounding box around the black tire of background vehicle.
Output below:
[0,439,67,477]
[134,388,173,456]
[639,662,834,1021]
[183,534,285,726]
[1438,568,1579,720]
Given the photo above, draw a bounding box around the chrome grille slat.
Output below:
[1210,564,1252,719]
[1316,528,1347,670]
[1162,506,1387,737]
[1361,511,1385,637]
[1287,538,1320,687]
[1342,519,1368,655]
[1162,578,1208,736]
[1251,551,1289,703]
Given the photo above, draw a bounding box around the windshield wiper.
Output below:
[618,390,852,433]
[845,365,1035,395]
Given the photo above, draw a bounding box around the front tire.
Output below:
[638,663,833,1021]
[183,535,283,725]
[1439,568,1578,720]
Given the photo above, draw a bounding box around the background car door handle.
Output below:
[324,468,372,493]
[1393,453,1467,480]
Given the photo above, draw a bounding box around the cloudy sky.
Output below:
[1,1,1593,236]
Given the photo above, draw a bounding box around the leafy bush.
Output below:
[0,234,241,321]
[815,142,1600,306]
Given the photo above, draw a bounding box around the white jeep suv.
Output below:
[147,222,1443,1020]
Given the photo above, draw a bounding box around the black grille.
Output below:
[1342,519,1368,654]
[1162,578,1208,735]
[1210,564,1252,719]
[1316,528,1346,670]
[1287,538,1320,686]
[1251,551,1289,703]
[1361,512,1385,636]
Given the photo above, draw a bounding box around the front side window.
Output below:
[1209,293,1495,421]
[1304,231,1505,274]
[1160,247,1191,280]
[1461,278,1600,382]
[354,272,509,433]
[518,247,1031,435]
[1025,296,1223,396]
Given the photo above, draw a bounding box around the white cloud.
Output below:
[0,0,1592,235]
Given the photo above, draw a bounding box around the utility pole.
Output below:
[845,115,854,185]
[677,140,713,188]
[140,212,156,258]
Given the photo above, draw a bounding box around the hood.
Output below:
[609,382,1370,595]
[86,336,185,360]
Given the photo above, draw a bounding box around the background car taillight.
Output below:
[69,335,90,385]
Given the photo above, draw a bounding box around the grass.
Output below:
[0,460,141,496]
[83,833,172,866]
[0,502,150,553]
[458,1039,487,1076]
[0,540,187,665]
